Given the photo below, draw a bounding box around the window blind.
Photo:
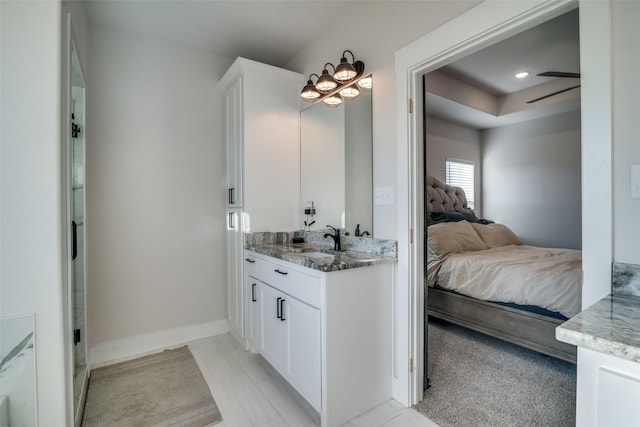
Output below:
[445,160,475,209]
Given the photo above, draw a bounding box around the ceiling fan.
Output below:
[526,71,581,104]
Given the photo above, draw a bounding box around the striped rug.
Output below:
[82,346,222,426]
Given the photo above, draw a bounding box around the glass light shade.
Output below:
[357,76,373,90]
[339,85,360,100]
[300,80,321,101]
[323,93,342,108]
[334,60,357,82]
[316,69,338,93]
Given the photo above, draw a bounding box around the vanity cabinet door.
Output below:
[258,283,285,369]
[283,297,321,411]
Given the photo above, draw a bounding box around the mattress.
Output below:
[428,244,582,318]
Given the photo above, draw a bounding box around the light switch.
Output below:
[632,164,640,199]
[374,186,394,205]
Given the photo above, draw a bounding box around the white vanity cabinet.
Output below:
[245,250,393,427]
[221,58,303,346]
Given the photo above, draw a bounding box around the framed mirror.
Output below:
[300,77,372,236]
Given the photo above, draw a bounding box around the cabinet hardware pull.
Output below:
[274,269,288,275]
[71,220,78,260]
[228,188,235,204]
[228,212,234,228]
[280,298,286,321]
[252,283,256,302]
[276,297,282,319]
[245,258,256,263]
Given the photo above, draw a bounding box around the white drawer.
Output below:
[258,259,321,308]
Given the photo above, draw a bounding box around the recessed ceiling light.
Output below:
[515,71,530,79]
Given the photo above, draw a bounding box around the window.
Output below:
[445,160,475,210]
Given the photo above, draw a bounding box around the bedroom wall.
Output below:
[425,116,482,215]
[481,109,582,249]
[86,24,232,361]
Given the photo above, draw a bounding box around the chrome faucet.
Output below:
[323,225,341,251]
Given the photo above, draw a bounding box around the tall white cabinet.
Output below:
[220,58,303,345]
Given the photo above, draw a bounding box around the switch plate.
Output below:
[632,164,640,199]
[374,186,394,205]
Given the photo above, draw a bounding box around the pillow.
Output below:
[427,221,488,259]
[471,223,522,248]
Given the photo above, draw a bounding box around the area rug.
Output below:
[414,318,576,427]
[82,346,222,426]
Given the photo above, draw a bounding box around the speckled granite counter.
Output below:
[245,231,397,273]
[556,294,640,363]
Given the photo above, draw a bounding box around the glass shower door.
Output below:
[70,42,87,415]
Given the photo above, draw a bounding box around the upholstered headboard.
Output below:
[426,175,468,214]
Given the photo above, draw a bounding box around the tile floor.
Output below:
[188,333,438,427]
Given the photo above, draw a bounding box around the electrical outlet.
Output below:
[374,186,394,205]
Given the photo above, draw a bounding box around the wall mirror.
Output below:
[300,77,373,236]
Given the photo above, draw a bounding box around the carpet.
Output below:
[82,346,222,427]
[414,318,576,427]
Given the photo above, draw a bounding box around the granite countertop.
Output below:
[245,243,397,273]
[556,294,640,363]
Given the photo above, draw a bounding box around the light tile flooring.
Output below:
[188,333,439,427]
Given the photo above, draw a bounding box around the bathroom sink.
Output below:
[304,252,335,259]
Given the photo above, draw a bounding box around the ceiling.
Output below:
[86,0,468,68]
[426,8,581,130]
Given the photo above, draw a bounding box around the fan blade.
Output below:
[526,85,581,104]
[538,71,581,79]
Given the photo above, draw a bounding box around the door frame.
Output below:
[394,0,613,405]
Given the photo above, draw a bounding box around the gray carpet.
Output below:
[82,346,222,426]
[414,318,576,427]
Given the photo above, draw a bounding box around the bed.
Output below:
[425,175,579,363]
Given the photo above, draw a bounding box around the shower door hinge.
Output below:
[73,328,81,346]
[409,357,415,373]
[408,98,414,114]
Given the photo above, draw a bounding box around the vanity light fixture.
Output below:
[301,73,321,102]
[334,50,358,81]
[301,50,367,107]
[316,63,339,93]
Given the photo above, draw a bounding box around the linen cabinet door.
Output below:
[225,76,243,207]
[283,297,321,411]
[258,283,284,370]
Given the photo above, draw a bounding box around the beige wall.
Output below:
[86,25,231,347]
[612,0,640,265]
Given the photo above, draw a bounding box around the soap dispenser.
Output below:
[355,224,361,237]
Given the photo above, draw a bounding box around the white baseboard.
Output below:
[89,319,229,367]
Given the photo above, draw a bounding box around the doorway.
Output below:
[394,0,613,406]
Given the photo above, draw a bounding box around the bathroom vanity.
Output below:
[244,243,395,427]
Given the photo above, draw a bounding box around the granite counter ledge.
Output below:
[556,294,640,363]
[245,243,397,273]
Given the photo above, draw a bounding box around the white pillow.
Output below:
[427,221,487,259]
[471,223,522,248]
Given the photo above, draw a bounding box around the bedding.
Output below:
[427,221,582,318]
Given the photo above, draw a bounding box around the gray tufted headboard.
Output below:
[426,175,468,214]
